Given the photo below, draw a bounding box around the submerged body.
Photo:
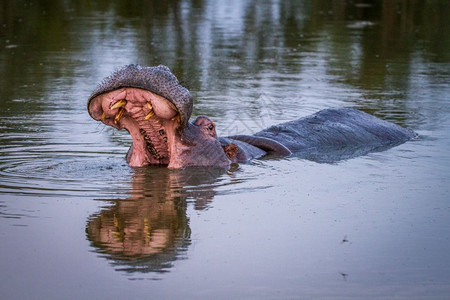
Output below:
[88,65,416,168]
[222,108,416,163]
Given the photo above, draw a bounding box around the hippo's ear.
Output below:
[222,143,238,160]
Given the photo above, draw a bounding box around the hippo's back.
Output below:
[256,108,416,153]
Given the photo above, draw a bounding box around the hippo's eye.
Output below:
[208,124,214,131]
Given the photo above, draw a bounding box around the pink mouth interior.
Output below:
[88,88,180,167]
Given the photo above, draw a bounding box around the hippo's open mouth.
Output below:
[87,64,232,169]
[88,87,181,167]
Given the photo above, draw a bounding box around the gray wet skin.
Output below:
[87,64,416,168]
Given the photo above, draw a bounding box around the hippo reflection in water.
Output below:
[86,168,224,273]
[88,65,416,167]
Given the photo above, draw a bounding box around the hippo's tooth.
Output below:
[101,112,108,121]
[114,107,125,124]
[145,110,155,120]
[111,99,127,110]
[144,102,154,119]
[171,114,180,122]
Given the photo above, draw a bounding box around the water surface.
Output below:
[1,1,450,299]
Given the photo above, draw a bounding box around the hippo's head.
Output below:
[87,64,232,168]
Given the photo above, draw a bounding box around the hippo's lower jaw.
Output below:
[88,87,231,168]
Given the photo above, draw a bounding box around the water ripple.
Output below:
[0,139,132,198]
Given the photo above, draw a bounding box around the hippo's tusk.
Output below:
[111,99,127,110]
[171,114,180,122]
[101,112,108,121]
[146,102,153,110]
[114,107,125,124]
[145,110,155,120]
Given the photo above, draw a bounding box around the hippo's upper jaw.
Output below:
[88,87,177,167]
[87,65,231,168]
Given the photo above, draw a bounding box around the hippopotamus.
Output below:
[87,64,416,168]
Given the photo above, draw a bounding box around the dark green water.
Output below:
[1,1,450,299]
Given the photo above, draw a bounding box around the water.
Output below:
[1,0,450,299]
